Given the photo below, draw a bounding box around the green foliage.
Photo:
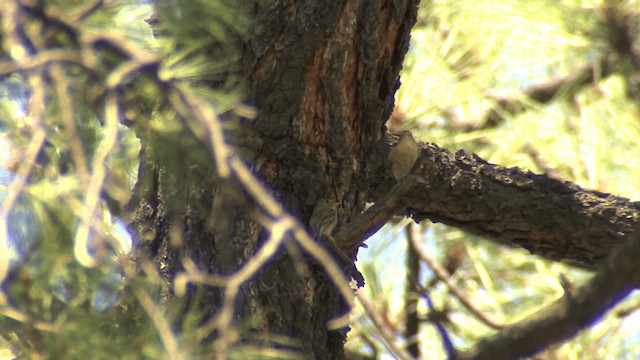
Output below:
[2,0,640,359]
[0,0,247,358]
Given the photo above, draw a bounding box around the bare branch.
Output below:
[457,228,640,360]
[491,57,613,129]
[357,292,416,360]
[411,232,504,330]
[337,175,425,253]
[390,142,640,268]
[420,290,456,360]
[404,224,421,358]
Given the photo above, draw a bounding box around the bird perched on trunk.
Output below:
[310,199,340,243]
[389,131,418,180]
[310,198,365,287]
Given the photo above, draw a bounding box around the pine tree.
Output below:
[1,0,639,359]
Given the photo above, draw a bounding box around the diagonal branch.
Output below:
[344,135,639,269]
[357,292,416,360]
[381,141,640,268]
[456,229,640,360]
[336,176,422,253]
[483,57,615,124]
[410,233,504,330]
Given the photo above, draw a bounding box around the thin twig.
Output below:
[356,292,415,360]
[404,223,421,358]
[410,234,504,330]
[420,289,456,359]
[134,287,185,360]
[49,65,91,185]
[73,93,120,267]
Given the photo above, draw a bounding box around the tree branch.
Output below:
[442,57,615,131]
[410,234,504,330]
[357,292,416,360]
[336,175,424,253]
[404,224,421,358]
[486,56,614,119]
[456,228,640,360]
[393,142,640,268]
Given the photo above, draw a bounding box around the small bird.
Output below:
[310,198,365,287]
[310,199,339,240]
[309,199,351,262]
[389,131,418,180]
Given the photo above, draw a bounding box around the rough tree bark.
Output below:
[128,0,640,358]
[131,0,419,358]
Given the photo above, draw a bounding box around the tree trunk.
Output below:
[128,0,640,358]
[130,0,420,357]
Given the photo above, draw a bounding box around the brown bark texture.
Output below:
[131,0,420,358]
[398,143,640,268]
[127,0,640,358]
[239,0,419,357]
